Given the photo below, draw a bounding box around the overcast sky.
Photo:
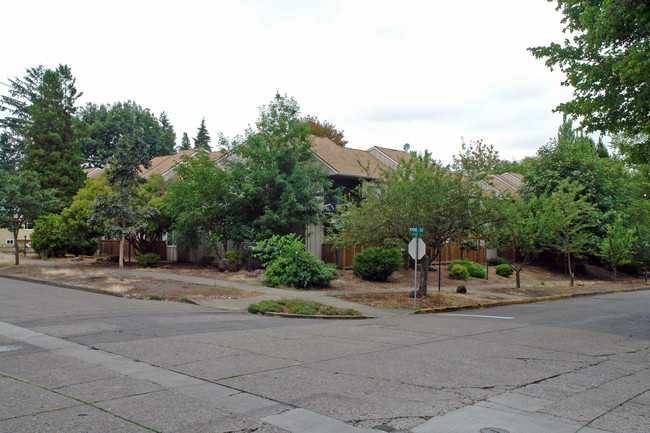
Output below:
[2,0,575,164]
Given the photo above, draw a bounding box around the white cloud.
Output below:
[1,0,577,165]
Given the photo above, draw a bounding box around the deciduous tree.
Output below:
[0,170,58,265]
[598,217,636,281]
[329,151,488,297]
[223,93,331,241]
[529,0,650,164]
[305,115,347,147]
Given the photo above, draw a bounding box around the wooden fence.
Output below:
[99,240,167,261]
[323,240,486,270]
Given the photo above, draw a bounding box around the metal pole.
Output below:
[438,252,441,292]
[414,239,418,308]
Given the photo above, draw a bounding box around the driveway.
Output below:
[0,276,648,432]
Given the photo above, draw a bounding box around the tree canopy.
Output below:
[0,170,59,265]
[0,65,85,206]
[305,115,347,147]
[529,0,650,163]
[79,101,176,167]
[328,151,489,296]
[223,93,331,241]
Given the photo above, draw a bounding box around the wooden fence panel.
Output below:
[323,239,486,269]
[99,240,167,261]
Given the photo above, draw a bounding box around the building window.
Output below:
[24,221,34,230]
[5,239,14,245]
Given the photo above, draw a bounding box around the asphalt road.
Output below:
[0,276,648,433]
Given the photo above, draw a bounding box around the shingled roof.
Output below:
[309,136,410,178]
[84,150,223,181]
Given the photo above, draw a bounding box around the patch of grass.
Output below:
[247,299,361,316]
[429,292,444,305]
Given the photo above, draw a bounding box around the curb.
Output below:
[263,311,371,320]
[414,286,650,314]
[0,273,125,298]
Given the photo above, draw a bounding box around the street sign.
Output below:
[408,238,426,260]
[409,227,424,237]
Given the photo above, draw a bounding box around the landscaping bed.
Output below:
[247,298,361,317]
[0,258,258,302]
[338,291,506,310]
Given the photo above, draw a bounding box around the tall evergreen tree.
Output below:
[179,132,191,150]
[193,118,211,151]
[1,65,85,207]
[158,111,176,154]
[23,66,85,207]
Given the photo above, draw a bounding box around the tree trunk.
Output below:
[515,269,521,289]
[567,249,574,286]
[13,229,19,266]
[416,255,430,298]
[613,265,617,282]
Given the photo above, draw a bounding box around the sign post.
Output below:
[408,228,425,308]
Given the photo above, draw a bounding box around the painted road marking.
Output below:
[441,314,514,320]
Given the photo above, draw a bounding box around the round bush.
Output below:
[352,247,403,282]
[448,259,485,278]
[136,253,160,267]
[495,263,514,277]
[487,257,507,266]
[264,250,335,288]
[449,264,469,280]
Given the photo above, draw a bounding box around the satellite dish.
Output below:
[403,143,410,152]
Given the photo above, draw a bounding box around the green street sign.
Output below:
[409,227,424,237]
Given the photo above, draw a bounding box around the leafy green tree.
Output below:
[626,165,650,281]
[79,101,175,167]
[131,173,172,255]
[328,151,488,297]
[165,150,230,253]
[193,118,211,151]
[483,194,556,288]
[544,179,596,286]
[598,217,636,281]
[452,138,506,174]
[0,170,59,265]
[0,65,45,147]
[305,115,348,147]
[179,132,191,150]
[89,134,156,273]
[223,93,331,241]
[523,118,629,241]
[529,0,650,164]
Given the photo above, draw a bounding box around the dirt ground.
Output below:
[0,253,646,308]
[0,254,260,302]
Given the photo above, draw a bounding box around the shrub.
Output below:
[247,299,360,316]
[487,257,507,266]
[352,247,403,282]
[456,285,467,293]
[495,263,514,277]
[287,301,319,315]
[264,249,336,289]
[449,264,469,280]
[448,259,485,278]
[30,214,68,258]
[251,233,304,268]
[136,253,160,267]
[225,248,248,265]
